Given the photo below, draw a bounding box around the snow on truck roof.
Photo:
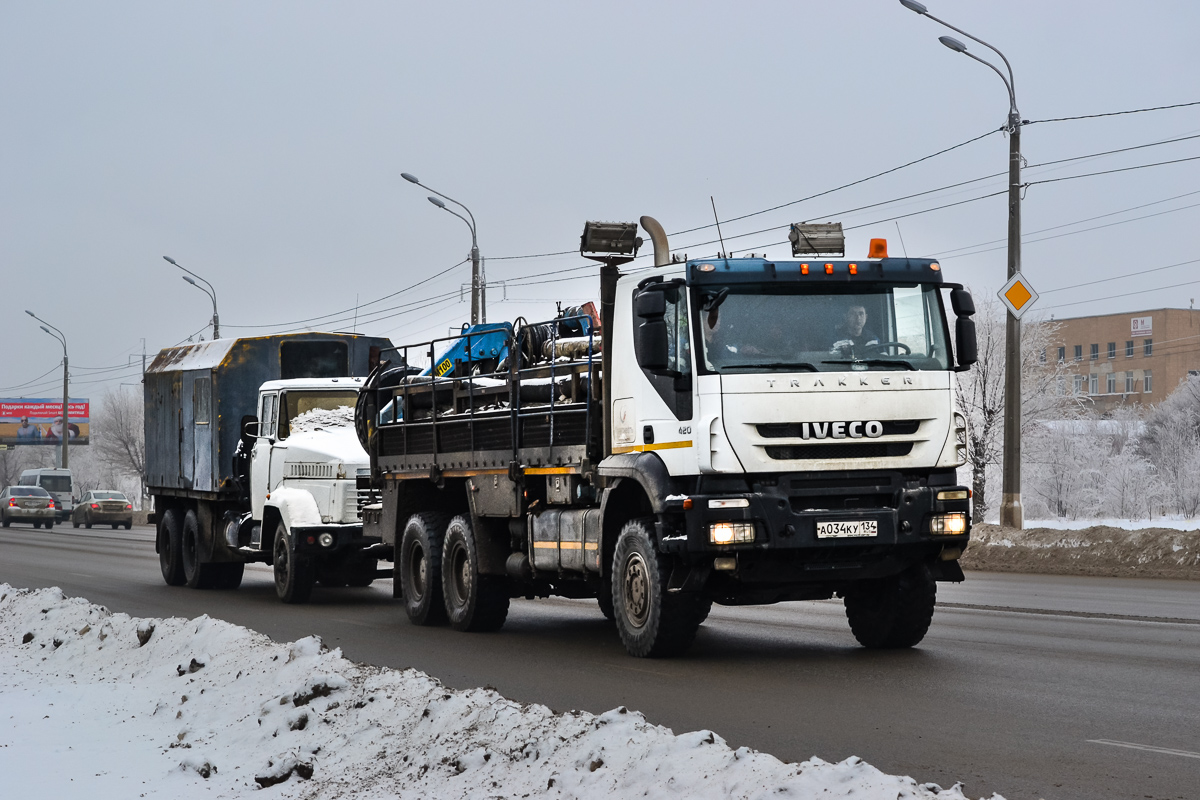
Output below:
[145,338,238,373]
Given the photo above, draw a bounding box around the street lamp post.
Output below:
[163,256,220,339]
[901,0,1025,529]
[401,173,485,325]
[25,310,70,469]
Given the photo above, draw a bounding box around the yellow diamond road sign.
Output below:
[998,272,1039,320]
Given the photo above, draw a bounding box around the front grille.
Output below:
[356,487,381,517]
[765,442,914,460]
[757,420,921,438]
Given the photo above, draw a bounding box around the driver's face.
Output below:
[844,306,867,336]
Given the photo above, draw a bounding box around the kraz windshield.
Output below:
[694,283,951,373]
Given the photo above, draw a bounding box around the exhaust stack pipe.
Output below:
[639,216,670,267]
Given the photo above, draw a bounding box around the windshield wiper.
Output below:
[821,358,917,371]
[724,361,818,372]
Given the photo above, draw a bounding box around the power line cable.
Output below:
[1027,154,1200,186]
[1040,276,1200,311]
[937,200,1200,261]
[0,365,62,392]
[932,188,1200,257]
[1025,100,1200,126]
[484,128,1001,262]
[1039,257,1200,296]
[223,258,469,331]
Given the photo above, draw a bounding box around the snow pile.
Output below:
[290,406,355,433]
[962,523,1200,580]
[0,584,1001,799]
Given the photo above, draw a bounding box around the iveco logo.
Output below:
[797,421,884,440]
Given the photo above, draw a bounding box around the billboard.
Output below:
[0,399,90,446]
[1131,316,1153,337]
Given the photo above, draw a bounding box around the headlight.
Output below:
[929,513,967,535]
[709,521,755,545]
[318,533,335,547]
[708,498,750,509]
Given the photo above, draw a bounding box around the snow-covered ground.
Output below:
[0,584,1001,799]
[984,516,1198,531]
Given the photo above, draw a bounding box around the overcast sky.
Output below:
[3,1,1199,400]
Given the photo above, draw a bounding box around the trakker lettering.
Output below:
[797,421,884,440]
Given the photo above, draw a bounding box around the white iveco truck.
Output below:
[357,218,976,657]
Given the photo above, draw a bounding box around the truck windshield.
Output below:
[695,283,951,373]
[277,391,358,439]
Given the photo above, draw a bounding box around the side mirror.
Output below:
[950,288,975,317]
[955,317,978,369]
[632,288,672,372]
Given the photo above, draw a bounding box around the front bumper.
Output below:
[664,471,970,584]
[291,524,380,556]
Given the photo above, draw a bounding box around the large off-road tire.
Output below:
[158,508,186,586]
[273,523,315,604]
[612,518,706,658]
[346,560,377,588]
[211,562,245,590]
[399,513,448,626]
[843,565,937,649]
[441,515,509,633]
[182,509,216,589]
[597,579,615,621]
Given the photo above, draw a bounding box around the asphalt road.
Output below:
[2,523,1198,800]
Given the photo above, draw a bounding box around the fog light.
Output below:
[929,512,967,534]
[709,521,755,544]
[318,533,335,547]
[714,557,737,571]
[937,490,969,501]
[708,498,749,509]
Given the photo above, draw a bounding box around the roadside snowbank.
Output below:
[0,584,1000,799]
[962,523,1200,579]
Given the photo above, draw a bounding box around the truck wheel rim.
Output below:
[275,535,289,586]
[449,542,469,606]
[409,547,426,599]
[623,552,650,628]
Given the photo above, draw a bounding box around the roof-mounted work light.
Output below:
[789,223,845,257]
[580,221,642,265]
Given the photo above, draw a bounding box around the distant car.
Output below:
[1,486,57,528]
[72,491,134,530]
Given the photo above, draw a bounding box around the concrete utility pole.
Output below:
[163,256,220,339]
[401,173,485,325]
[25,310,69,469]
[901,0,1025,528]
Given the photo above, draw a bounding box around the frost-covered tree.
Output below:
[95,387,147,502]
[956,299,1079,519]
[1024,420,1107,520]
[1140,376,1200,517]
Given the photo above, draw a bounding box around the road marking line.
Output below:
[1088,739,1200,759]
[938,602,1200,626]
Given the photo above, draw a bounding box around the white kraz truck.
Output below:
[145,334,392,602]
[357,218,977,657]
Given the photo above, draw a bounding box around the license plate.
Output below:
[816,519,878,538]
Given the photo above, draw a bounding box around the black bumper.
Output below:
[663,470,970,589]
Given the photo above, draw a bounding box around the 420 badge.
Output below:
[816,519,878,538]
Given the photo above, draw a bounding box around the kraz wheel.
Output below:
[441,515,509,633]
[182,509,217,589]
[273,523,315,603]
[399,513,448,626]
[611,518,705,658]
[158,508,186,586]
